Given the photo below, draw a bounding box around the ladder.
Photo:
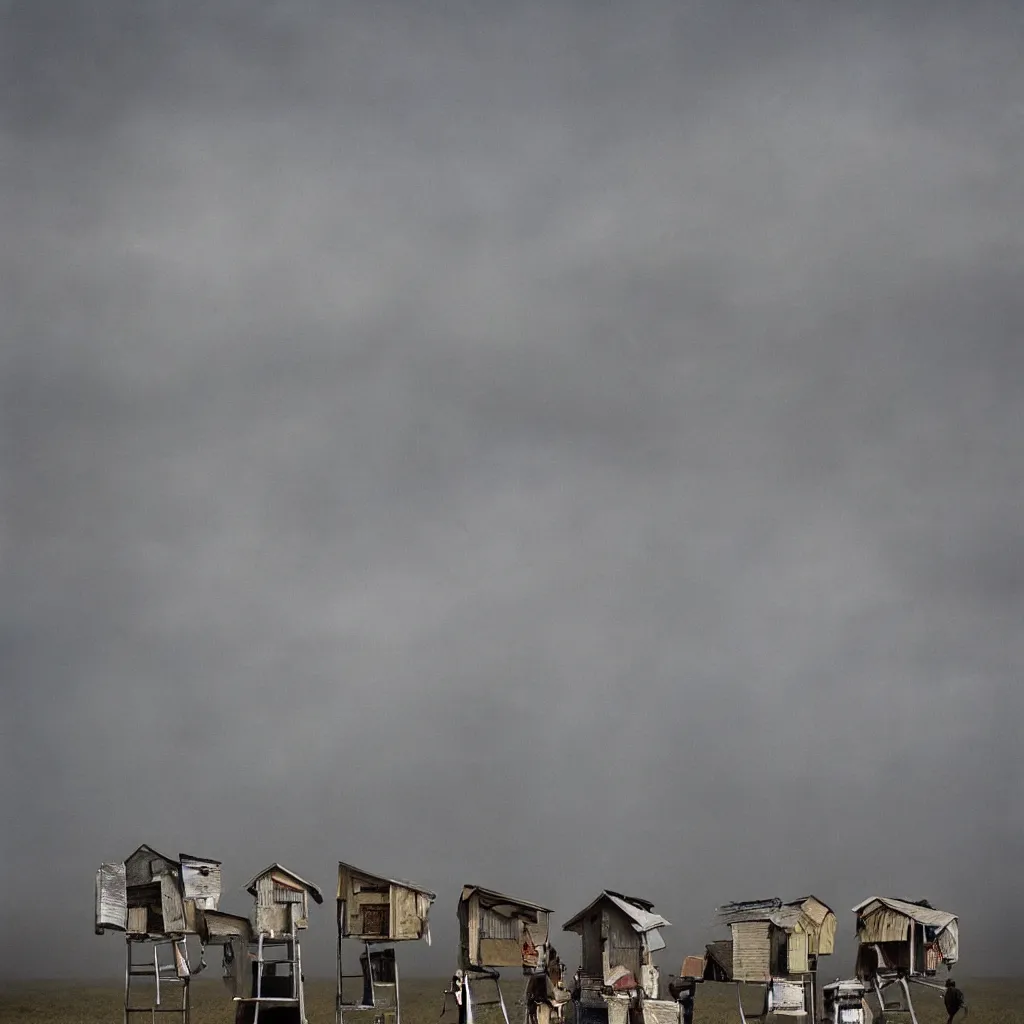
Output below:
[337,942,401,1024]
[439,969,511,1024]
[233,931,307,1024]
[124,936,191,1024]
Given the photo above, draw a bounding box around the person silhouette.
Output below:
[944,978,968,1024]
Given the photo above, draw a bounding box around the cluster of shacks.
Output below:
[700,894,959,1024]
[96,848,960,1024]
[96,846,324,1024]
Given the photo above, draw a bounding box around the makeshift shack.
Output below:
[563,891,678,1024]
[458,886,554,972]
[335,861,436,1024]
[124,844,189,936]
[712,896,835,1022]
[442,885,557,1024]
[245,863,323,938]
[235,864,324,1024]
[94,845,225,1024]
[563,891,670,999]
[852,897,960,1024]
[853,897,958,979]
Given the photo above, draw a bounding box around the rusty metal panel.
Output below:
[680,956,704,978]
[95,863,127,933]
[731,921,771,983]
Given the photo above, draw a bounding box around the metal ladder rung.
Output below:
[235,997,302,1004]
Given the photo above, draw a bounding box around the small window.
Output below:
[362,904,390,937]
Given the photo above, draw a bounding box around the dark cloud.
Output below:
[2,0,1021,983]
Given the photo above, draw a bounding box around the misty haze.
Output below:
[1,2,1022,1023]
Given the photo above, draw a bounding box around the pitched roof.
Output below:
[563,891,670,935]
[852,896,956,931]
[786,895,835,920]
[337,860,436,899]
[244,863,324,904]
[704,940,734,980]
[125,844,178,868]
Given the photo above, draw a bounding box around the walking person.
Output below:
[944,978,968,1024]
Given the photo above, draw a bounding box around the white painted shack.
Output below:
[337,861,435,942]
[563,891,670,999]
[458,885,553,971]
[245,863,324,937]
[853,897,958,979]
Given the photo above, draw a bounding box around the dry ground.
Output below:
[1,978,1021,1024]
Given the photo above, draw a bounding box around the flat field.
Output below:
[1,979,1021,1024]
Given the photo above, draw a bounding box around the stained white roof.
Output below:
[607,893,671,934]
[852,897,957,932]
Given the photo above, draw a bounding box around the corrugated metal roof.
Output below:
[715,899,782,925]
[563,891,670,934]
[717,898,805,932]
[337,860,436,899]
[460,885,553,914]
[244,863,324,904]
[852,897,957,931]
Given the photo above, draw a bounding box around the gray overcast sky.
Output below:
[1,0,1022,983]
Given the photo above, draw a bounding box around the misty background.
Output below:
[2,0,1022,982]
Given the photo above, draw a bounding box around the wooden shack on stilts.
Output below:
[335,861,436,1024]
[440,885,558,1024]
[710,896,836,1024]
[95,845,224,1024]
[852,896,959,1024]
[233,863,324,1024]
[562,890,677,1024]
